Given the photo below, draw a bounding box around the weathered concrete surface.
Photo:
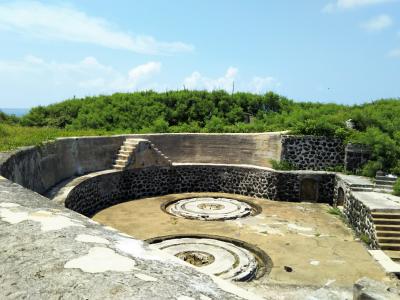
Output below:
[353,192,400,211]
[93,192,391,289]
[0,177,260,300]
[353,277,400,300]
[0,136,125,194]
[129,133,283,167]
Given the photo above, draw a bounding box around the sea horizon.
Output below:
[0,108,29,117]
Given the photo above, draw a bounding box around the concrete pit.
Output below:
[148,235,268,281]
[164,197,259,220]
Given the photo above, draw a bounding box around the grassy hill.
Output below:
[1,90,399,176]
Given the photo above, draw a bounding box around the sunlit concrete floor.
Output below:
[93,193,393,297]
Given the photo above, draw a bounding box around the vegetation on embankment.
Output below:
[1,90,399,175]
[0,124,115,152]
[394,179,400,196]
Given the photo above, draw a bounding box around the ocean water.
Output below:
[0,108,29,117]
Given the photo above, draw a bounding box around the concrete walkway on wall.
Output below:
[46,169,117,205]
[353,192,400,211]
[336,174,375,192]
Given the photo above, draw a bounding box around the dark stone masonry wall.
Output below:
[281,135,344,170]
[344,143,371,172]
[334,177,378,248]
[65,165,334,217]
[277,172,335,203]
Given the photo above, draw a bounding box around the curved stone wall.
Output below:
[0,136,125,194]
[0,133,282,195]
[65,164,335,218]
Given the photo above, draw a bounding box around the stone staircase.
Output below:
[113,138,172,171]
[113,138,140,170]
[372,211,400,262]
[374,175,397,194]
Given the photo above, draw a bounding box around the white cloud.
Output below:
[183,67,279,94]
[128,62,161,83]
[323,0,393,12]
[183,67,238,91]
[0,1,193,55]
[0,55,162,104]
[360,14,393,31]
[249,77,280,94]
[388,48,400,57]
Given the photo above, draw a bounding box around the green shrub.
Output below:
[390,161,400,176]
[350,127,399,173]
[270,159,296,170]
[393,178,400,196]
[327,207,342,216]
[292,119,337,137]
[360,233,371,245]
[359,160,383,178]
[2,91,400,175]
[0,125,9,137]
[0,125,111,152]
[324,165,345,172]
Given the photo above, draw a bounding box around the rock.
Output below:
[353,277,400,300]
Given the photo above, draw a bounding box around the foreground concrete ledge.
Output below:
[354,277,400,300]
[0,176,260,300]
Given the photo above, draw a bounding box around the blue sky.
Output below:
[0,0,399,108]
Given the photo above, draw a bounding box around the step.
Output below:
[372,213,400,219]
[116,156,129,162]
[124,141,140,146]
[114,161,127,167]
[379,243,400,251]
[375,189,394,193]
[351,183,374,188]
[117,153,130,159]
[351,187,374,192]
[375,225,400,231]
[375,180,395,186]
[119,149,131,155]
[373,219,400,225]
[376,176,397,182]
[376,231,400,237]
[115,159,127,164]
[375,184,394,189]
[378,237,400,244]
[123,146,136,152]
[384,250,400,261]
[113,164,125,171]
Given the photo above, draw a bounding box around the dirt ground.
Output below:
[93,193,393,296]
